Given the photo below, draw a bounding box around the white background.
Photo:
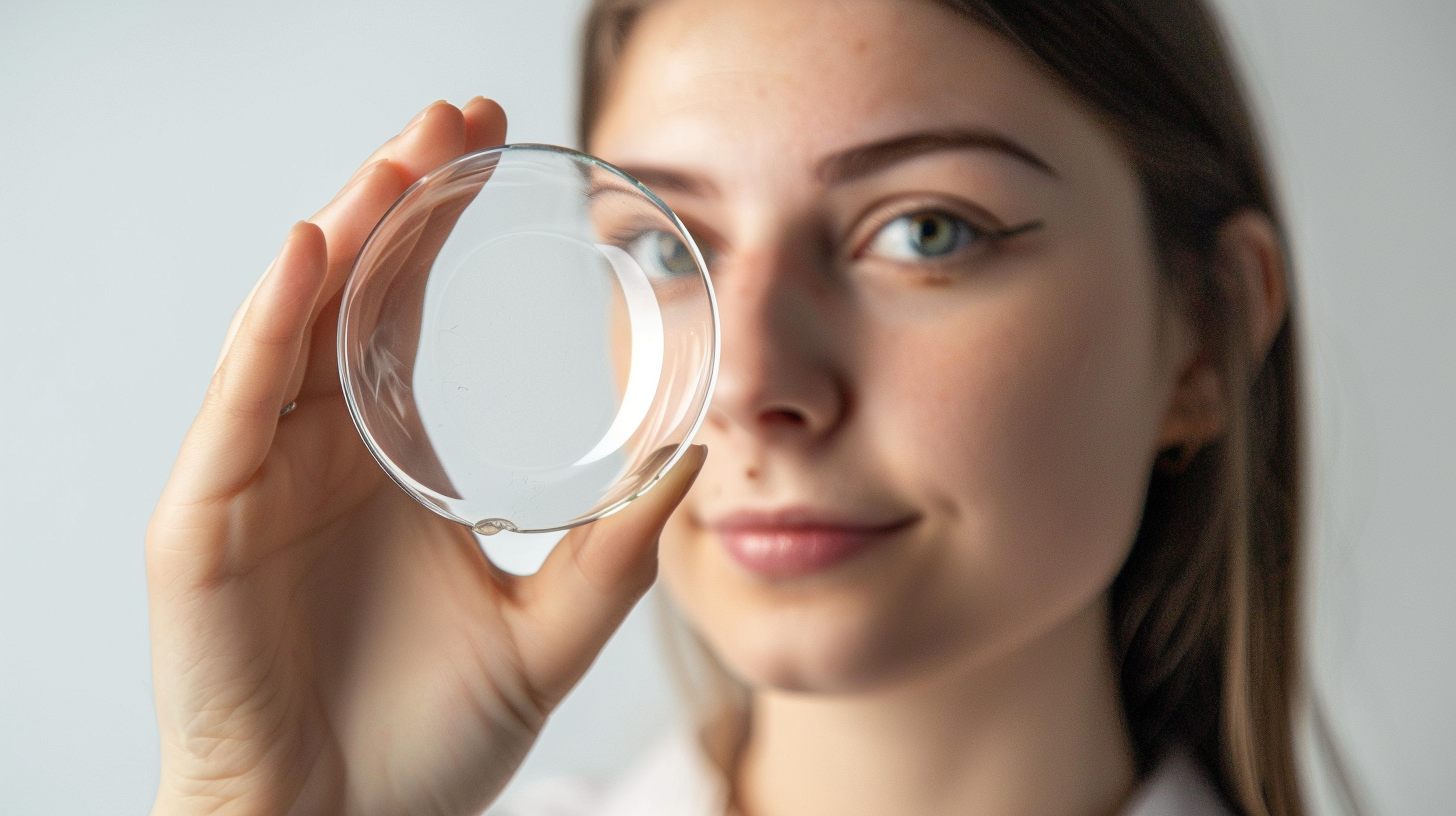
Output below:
[0,1,1452,813]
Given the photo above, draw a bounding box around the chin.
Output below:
[671,581,944,696]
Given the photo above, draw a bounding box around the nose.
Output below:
[707,242,847,446]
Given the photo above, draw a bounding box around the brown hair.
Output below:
[578,2,1320,814]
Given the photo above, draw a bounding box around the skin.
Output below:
[146,0,1286,814]
[591,1,1283,815]
[147,100,706,816]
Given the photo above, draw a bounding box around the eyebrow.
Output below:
[816,129,1058,185]
[610,165,721,198]
[608,128,1055,199]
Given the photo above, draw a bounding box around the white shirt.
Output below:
[490,730,1233,816]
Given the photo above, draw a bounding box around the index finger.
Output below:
[310,99,508,300]
[285,99,509,402]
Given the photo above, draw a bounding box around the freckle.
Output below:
[853,38,869,53]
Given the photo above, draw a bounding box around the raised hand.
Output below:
[146,98,705,816]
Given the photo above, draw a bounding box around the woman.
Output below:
[145,0,1315,814]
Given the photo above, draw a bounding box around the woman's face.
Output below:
[591,0,1195,693]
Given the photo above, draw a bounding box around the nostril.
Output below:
[760,408,808,428]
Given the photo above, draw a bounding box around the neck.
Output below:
[734,599,1136,816]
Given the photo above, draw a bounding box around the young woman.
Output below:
[145,1,1318,814]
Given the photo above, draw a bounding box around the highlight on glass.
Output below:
[338,145,719,535]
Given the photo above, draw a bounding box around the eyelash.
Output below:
[850,199,1043,267]
[614,197,1040,277]
[602,222,716,275]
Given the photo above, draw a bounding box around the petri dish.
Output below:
[338,144,718,535]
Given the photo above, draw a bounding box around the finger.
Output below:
[278,315,314,410]
[176,222,330,502]
[213,258,271,373]
[290,150,468,402]
[212,161,398,409]
[294,98,507,401]
[349,100,467,184]
[506,445,708,703]
[296,291,345,399]
[311,102,468,288]
[323,100,465,226]
[462,96,508,152]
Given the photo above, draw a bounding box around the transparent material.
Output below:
[338,145,718,534]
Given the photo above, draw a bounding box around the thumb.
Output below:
[505,444,707,703]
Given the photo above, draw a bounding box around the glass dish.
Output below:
[338,144,718,535]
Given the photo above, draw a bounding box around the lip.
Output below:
[709,507,918,579]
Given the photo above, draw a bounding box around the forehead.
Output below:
[591,0,1100,173]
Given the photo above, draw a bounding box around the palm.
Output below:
[180,455,531,814]
[146,101,705,816]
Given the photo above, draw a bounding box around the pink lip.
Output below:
[710,508,917,579]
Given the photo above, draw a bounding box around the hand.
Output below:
[146,98,706,816]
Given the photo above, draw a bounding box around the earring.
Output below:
[1155,441,1201,474]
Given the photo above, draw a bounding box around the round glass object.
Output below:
[338,144,718,535]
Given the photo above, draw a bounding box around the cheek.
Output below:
[655,510,788,684]
[865,250,1168,636]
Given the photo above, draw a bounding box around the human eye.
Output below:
[625,229,710,278]
[864,211,982,262]
[852,200,1044,270]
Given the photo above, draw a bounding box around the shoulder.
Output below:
[488,729,724,816]
[1120,750,1236,816]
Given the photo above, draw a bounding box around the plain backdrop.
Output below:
[0,1,1452,813]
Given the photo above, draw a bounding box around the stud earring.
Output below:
[1155,441,1202,474]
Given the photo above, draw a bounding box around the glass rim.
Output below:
[336,142,721,534]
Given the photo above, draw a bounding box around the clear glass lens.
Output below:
[338,145,718,534]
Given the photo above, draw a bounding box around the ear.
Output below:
[1221,209,1289,362]
[1155,209,1288,452]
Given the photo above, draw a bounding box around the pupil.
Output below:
[913,214,952,255]
[657,233,694,275]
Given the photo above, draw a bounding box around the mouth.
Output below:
[709,507,919,579]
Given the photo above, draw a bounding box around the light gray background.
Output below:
[0,1,1451,813]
